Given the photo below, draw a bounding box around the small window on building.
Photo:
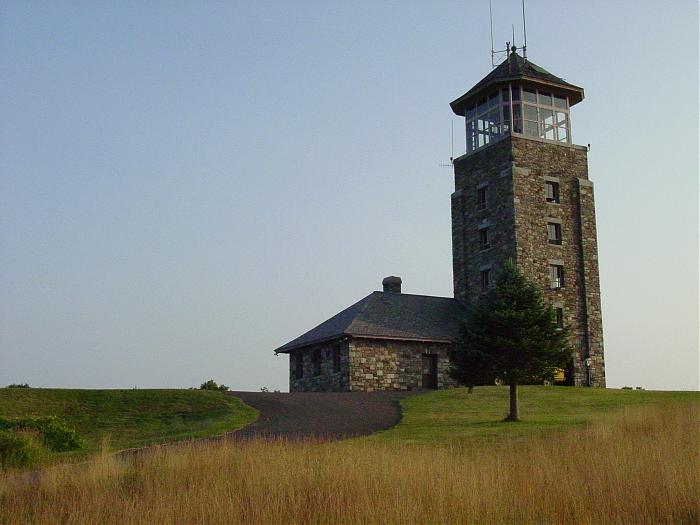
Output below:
[509,88,570,144]
[332,344,341,373]
[553,95,568,109]
[502,104,511,132]
[539,109,556,140]
[549,264,565,289]
[294,352,304,380]
[312,349,322,376]
[477,186,488,210]
[480,269,491,291]
[546,181,560,203]
[479,227,490,250]
[555,111,569,143]
[511,85,521,101]
[547,222,562,245]
[523,89,537,104]
[523,104,539,137]
[555,307,564,329]
[537,91,552,106]
[512,103,522,133]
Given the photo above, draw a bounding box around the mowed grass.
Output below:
[1,401,697,524]
[0,389,257,454]
[372,385,699,444]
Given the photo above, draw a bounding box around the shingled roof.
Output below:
[450,51,584,116]
[274,291,467,353]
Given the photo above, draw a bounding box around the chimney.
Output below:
[382,276,402,293]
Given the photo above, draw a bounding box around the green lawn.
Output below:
[370,386,699,445]
[0,389,257,455]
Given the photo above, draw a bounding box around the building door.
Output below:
[421,354,438,389]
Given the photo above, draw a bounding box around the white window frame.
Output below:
[554,306,564,330]
[545,180,560,203]
[479,264,493,292]
[477,183,488,210]
[549,264,565,289]
[515,86,571,144]
[464,85,571,156]
[547,220,562,245]
[479,227,491,251]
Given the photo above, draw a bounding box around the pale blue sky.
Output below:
[1,1,697,391]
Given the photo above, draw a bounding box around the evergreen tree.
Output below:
[449,260,572,421]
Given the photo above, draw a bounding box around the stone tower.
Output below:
[449,48,605,387]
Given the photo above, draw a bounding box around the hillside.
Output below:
[2,396,697,524]
[0,388,257,454]
[1,386,697,454]
[372,385,699,445]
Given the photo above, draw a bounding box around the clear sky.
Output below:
[1,1,697,391]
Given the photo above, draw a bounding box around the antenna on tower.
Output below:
[439,121,457,167]
[522,0,528,60]
[489,0,496,67]
[488,0,529,66]
[489,0,509,68]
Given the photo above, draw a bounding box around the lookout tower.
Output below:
[449,48,605,387]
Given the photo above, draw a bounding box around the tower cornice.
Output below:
[450,52,584,117]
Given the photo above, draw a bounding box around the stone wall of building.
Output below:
[452,136,517,305]
[510,136,605,387]
[452,134,605,387]
[348,339,458,391]
[288,339,350,392]
[576,178,606,386]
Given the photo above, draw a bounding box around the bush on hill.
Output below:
[5,383,30,388]
[0,416,83,452]
[0,429,48,469]
[199,380,229,392]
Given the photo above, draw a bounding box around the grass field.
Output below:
[1,400,697,524]
[0,388,257,454]
[371,385,699,445]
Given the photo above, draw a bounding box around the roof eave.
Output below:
[274,333,348,354]
[351,334,454,345]
[450,77,584,116]
[275,333,455,353]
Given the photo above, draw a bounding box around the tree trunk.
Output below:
[507,382,519,421]
[467,385,474,394]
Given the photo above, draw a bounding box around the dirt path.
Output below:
[228,391,413,440]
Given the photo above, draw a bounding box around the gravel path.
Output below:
[228,391,414,440]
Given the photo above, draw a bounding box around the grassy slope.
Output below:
[0,389,257,453]
[371,385,699,445]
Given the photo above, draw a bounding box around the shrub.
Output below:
[0,429,48,469]
[5,383,30,388]
[0,417,83,452]
[199,380,229,392]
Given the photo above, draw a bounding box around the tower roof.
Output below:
[450,51,584,116]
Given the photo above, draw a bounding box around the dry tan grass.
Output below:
[1,402,698,524]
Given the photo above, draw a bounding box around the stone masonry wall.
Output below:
[288,339,350,392]
[452,136,517,304]
[576,179,605,386]
[510,136,605,387]
[348,339,458,391]
[452,134,605,387]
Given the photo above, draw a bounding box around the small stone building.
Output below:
[275,277,465,392]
